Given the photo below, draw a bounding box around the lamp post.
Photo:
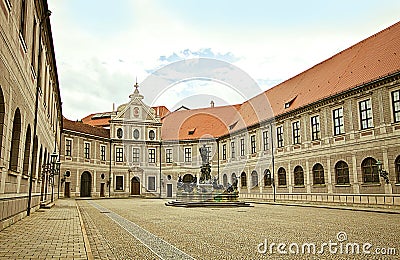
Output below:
[49,151,58,203]
[375,160,389,184]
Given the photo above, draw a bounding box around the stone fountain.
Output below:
[165,145,250,207]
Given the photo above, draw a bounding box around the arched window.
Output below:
[264,169,272,186]
[313,163,325,185]
[9,108,22,171]
[22,125,31,176]
[278,167,286,186]
[362,157,379,183]
[231,173,236,184]
[396,156,400,183]
[335,161,350,185]
[294,166,304,186]
[241,172,247,187]
[251,170,258,187]
[223,174,228,187]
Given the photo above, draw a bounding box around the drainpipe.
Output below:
[109,138,112,197]
[217,139,220,183]
[159,141,162,198]
[271,124,276,202]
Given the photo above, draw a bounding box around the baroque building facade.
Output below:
[0,0,62,229]
[61,22,400,207]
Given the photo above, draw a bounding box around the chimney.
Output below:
[210,100,215,108]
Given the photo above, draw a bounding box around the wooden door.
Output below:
[64,182,70,198]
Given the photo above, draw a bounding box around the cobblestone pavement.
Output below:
[78,199,400,260]
[0,199,87,260]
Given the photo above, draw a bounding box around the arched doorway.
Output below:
[131,176,140,195]
[0,86,5,158]
[80,171,92,197]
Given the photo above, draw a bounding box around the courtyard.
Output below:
[1,198,399,259]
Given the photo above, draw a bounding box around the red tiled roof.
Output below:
[161,105,241,140]
[81,113,111,127]
[63,117,110,138]
[69,22,400,141]
[162,21,400,139]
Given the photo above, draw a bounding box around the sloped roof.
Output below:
[69,21,400,141]
[63,117,110,138]
[81,112,111,127]
[161,104,241,140]
[161,21,400,139]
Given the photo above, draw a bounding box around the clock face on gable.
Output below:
[133,107,139,118]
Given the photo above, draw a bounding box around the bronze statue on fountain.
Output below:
[199,144,211,183]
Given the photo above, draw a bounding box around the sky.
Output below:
[47,0,400,120]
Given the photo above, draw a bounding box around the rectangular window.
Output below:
[166,148,172,163]
[19,0,27,39]
[292,121,300,144]
[393,90,400,123]
[359,99,373,129]
[65,139,72,157]
[31,19,37,68]
[132,148,139,163]
[184,147,192,162]
[84,142,90,159]
[333,108,344,135]
[149,148,156,163]
[277,126,284,148]
[231,141,235,158]
[240,138,245,156]
[311,115,320,141]
[262,130,269,151]
[115,176,124,191]
[222,144,227,160]
[100,145,106,161]
[148,176,156,191]
[116,147,123,162]
[250,135,256,154]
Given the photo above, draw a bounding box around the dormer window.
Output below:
[188,128,196,135]
[229,121,238,130]
[285,95,297,109]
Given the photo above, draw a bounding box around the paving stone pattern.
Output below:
[0,199,86,260]
[83,199,400,260]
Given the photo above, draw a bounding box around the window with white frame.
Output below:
[262,130,269,151]
[240,138,245,156]
[166,148,172,163]
[277,126,284,148]
[392,90,400,123]
[148,148,156,163]
[311,115,320,141]
[184,147,192,162]
[292,121,300,144]
[84,142,90,159]
[250,135,256,154]
[100,145,106,161]
[333,107,344,135]
[231,141,235,158]
[115,147,123,162]
[65,139,72,156]
[222,144,227,160]
[359,99,373,130]
[132,148,140,163]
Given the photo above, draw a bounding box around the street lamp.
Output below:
[49,152,58,202]
[375,160,389,184]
